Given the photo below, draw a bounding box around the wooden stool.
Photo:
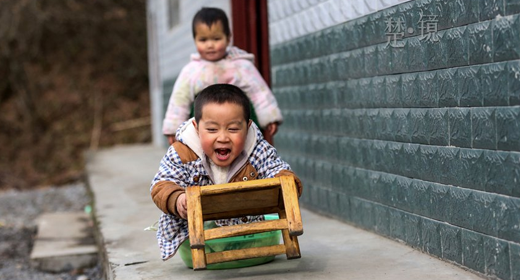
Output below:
[185,176,303,270]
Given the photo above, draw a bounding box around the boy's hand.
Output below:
[167,135,176,145]
[176,193,187,219]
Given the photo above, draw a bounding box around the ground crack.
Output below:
[124,261,148,266]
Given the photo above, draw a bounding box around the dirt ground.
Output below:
[0,0,150,191]
[0,2,148,278]
[0,182,103,280]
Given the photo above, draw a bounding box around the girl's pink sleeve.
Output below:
[162,65,195,135]
[234,60,283,128]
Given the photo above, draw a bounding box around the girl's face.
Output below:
[193,102,251,167]
[194,21,230,61]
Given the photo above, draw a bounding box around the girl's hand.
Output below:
[262,122,279,145]
[265,122,279,136]
[167,135,176,145]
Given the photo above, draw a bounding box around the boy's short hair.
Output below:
[192,7,231,38]
[194,84,251,124]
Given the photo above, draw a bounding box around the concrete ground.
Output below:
[86,144,484,280]
[30,212,98,272]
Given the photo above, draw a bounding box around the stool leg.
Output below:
[190,248,206,270]
[278,210,301,259]
[279,176,303,236]
[186,186,207,270]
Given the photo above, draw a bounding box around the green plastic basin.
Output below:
[178,214,281,270]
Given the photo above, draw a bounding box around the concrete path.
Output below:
[30,212,97,272]
[86,144,484,280]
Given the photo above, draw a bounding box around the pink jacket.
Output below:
[162,47,283,135]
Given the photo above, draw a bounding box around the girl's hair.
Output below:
[192,7,231,38]
[194,84,250,124]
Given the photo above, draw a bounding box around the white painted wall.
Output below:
[147,0,231,146]
[268,0,412,46]
[147,2,163,146]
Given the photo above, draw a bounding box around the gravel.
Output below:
[0,182,103,280]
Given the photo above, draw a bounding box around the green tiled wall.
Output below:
[271,0,520,279]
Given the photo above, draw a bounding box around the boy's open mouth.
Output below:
[215,148,231,161]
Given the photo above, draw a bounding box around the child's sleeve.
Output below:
[150,145,189,216]
[234,60,283,129]
[274,170,303,197]
[162,65,196,135]
[255,141,303,196]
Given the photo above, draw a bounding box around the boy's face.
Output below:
[193,102,251,167]
[194,21,230,62]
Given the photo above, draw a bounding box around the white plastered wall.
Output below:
[268,0,412,46]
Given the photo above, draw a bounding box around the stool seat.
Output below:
[186,176,303,270]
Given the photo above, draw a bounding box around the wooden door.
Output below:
[231,0,271,86]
